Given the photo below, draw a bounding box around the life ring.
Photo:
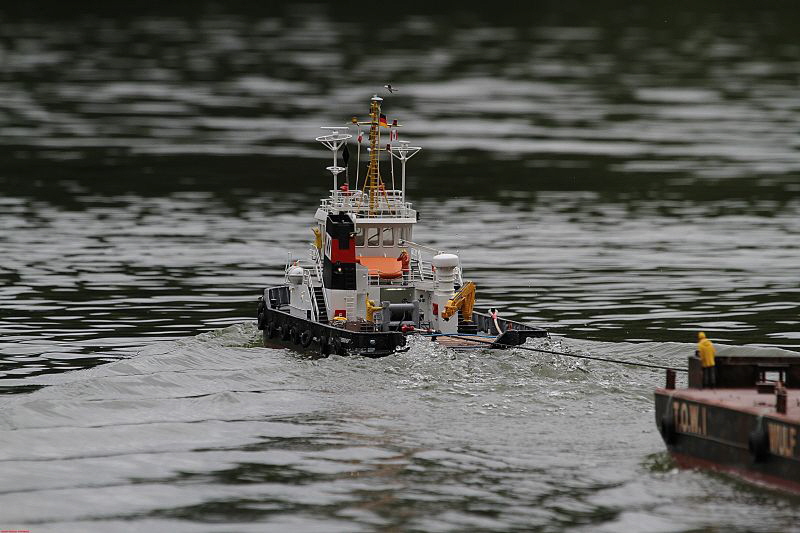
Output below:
[660,412,677,445]
[300,330,313,348]
[748,424,770,462]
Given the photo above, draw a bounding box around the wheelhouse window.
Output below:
[354,227,364,246]
[367,227,380,247]
[382,227,394,246]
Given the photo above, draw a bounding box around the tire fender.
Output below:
[332,337,347,356]
[748,423,770,462]
[300,330,313,348]
[256,299,266,328]
[290,327,301,345]
[319,336,331,356]
[660,411,677,445]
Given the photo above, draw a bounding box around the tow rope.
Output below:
[420,333,688,373]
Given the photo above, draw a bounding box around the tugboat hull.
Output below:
[258,306,406,358]
[257,286,546,358]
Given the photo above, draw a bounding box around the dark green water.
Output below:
[1,3,800,531]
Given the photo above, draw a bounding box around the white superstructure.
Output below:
[284,94,469,334]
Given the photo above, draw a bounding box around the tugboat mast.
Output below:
[361,95,388,215]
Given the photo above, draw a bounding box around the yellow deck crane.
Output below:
[442,281,476,322]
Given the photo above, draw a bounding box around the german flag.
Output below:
[379,113,388,127]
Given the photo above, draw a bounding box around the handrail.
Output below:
[320,189,416,219]
[367,274,407,286]
[454,265,464,287]
[308,283,320,321]
[398,239,444,255]
[288,259,316,269]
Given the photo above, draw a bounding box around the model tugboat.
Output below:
[256,94,547,357]
[655,353,800,493]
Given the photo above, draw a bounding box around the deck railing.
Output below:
[320,189,416,219]
[400,240,464,287]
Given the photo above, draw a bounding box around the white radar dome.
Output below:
[286,266,304,284]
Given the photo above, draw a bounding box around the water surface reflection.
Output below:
[1,2,800,531]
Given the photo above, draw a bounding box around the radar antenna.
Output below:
[390,140,422,204]
[316,127,352,191]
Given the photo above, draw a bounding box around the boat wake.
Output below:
[2,323,798,529]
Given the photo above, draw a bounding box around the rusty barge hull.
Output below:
[655,354,800,494]
[655,388,800,493]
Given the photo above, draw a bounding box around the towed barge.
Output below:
[655,353,800,493]
[256,93,546,357]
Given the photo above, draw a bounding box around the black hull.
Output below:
[256,284,547,358]
[654,390,800,494]
[258,307,406,358]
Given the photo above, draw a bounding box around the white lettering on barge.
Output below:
[672,400,708,437]
[767,422,798,459]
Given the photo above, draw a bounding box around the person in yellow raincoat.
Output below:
[697,331,716,388]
